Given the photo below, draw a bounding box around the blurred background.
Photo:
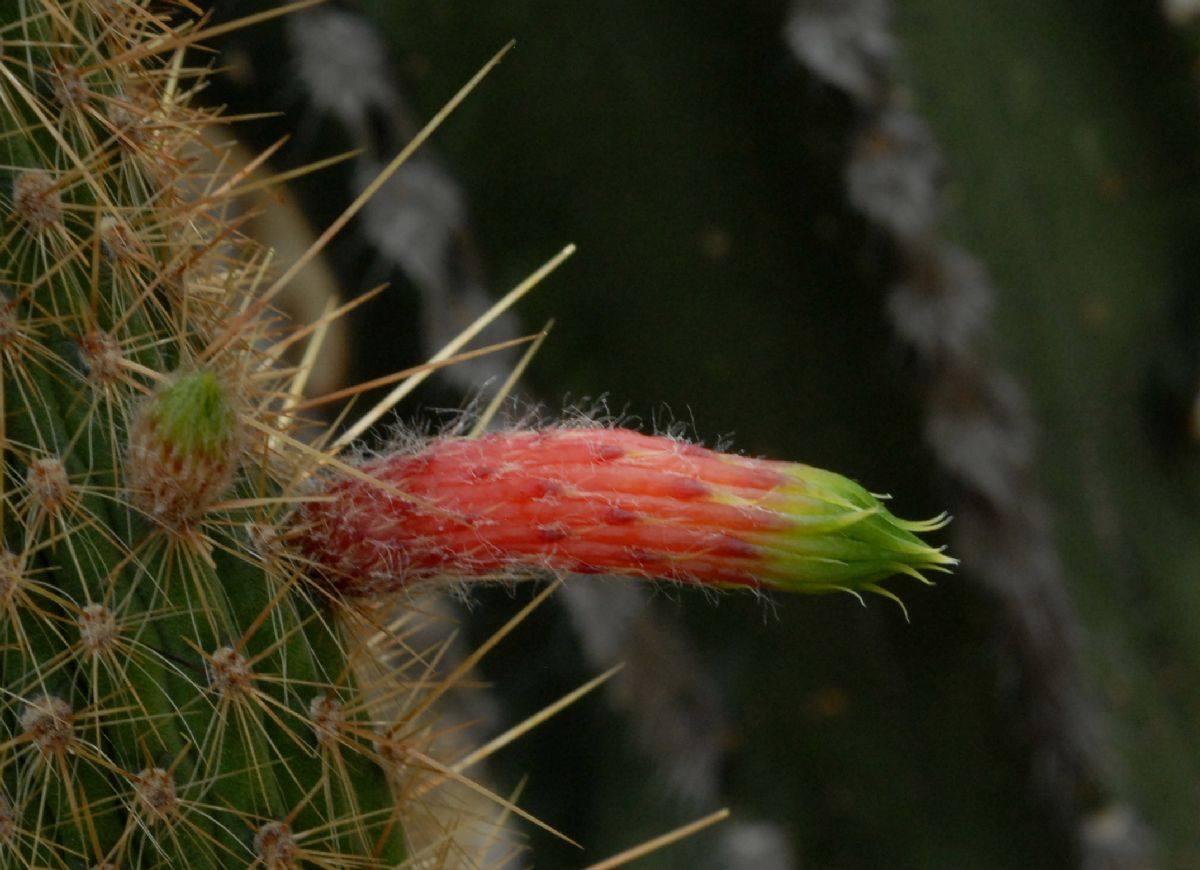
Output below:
[206,2,1200,867]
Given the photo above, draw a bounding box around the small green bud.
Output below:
[127,369,241,527]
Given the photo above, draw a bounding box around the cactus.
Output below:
[0,3,961,868]
[0,3,410,866]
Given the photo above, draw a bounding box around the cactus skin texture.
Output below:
[0,3,407,867]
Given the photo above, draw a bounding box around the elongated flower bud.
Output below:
[297,427,954,601]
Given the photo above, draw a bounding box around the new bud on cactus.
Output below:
[297,427,954,602]
[127,369,241,527]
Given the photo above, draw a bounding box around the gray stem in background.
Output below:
[287,7,520,395]
[785,2,1152,867]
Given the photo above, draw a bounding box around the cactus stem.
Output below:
[0,2,425,863]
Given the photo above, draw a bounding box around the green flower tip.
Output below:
[768,464,957,614]
[152,370,238,459]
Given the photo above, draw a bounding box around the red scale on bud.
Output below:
[298,427,955,603]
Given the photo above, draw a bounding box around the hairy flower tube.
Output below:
[296,427,954,601]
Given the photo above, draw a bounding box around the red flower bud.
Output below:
[297,428,954,602]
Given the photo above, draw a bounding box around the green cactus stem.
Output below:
[0,3,407,866]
